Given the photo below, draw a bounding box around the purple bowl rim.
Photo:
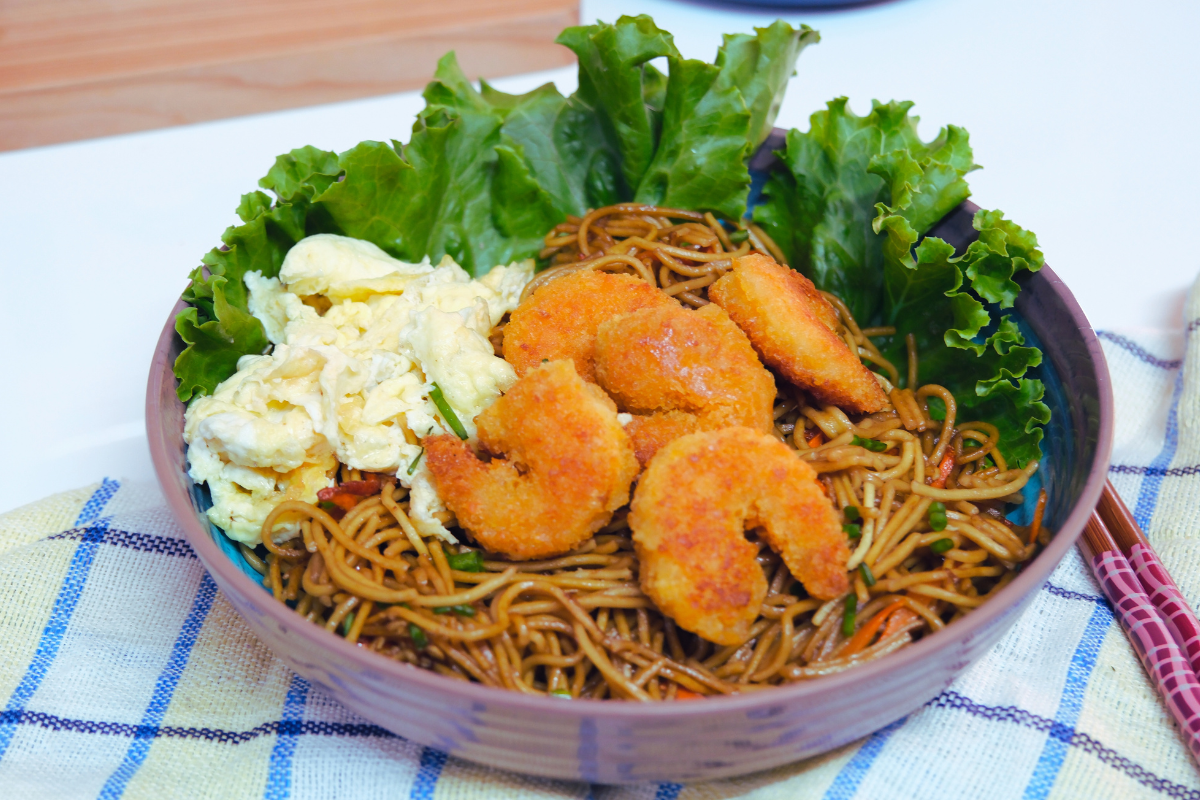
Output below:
[146,208,1114,723]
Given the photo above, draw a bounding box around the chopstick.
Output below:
[1097,480,1200,673]
[1081,508,1200,760]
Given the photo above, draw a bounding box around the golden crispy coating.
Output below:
[709,254,888,414]
[621,412,697,467]
[630,427,849,645]
[594,303,776,465]
[425,360,639,560]
[502,271,675,382]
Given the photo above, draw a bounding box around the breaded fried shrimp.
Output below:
[630,427,849,645]
[425,360,638,560]
[710,254,888,414]
[594,303,776,464]
[502,270,674,382]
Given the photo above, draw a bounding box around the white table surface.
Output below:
[2,0,1197,515]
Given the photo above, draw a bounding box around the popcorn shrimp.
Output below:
[425,360,639,560]
[630,427,849,645]
[502,270,674,382]
[709,254,888,414]
[594,303,776,465]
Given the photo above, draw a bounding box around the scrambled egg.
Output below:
[184,233,532,545]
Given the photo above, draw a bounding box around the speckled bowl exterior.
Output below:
[147,184,1113,783]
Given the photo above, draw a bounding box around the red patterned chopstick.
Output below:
[1098,481,1200,673]
[1083,512,1200,761]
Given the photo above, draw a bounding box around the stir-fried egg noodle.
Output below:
[225,206,1049,701]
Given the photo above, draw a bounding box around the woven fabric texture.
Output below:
[2,307,1199,798]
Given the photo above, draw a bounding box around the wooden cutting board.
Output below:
[0,0,578,152]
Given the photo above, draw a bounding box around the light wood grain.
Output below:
[0,0,578,151]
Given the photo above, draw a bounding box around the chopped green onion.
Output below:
[429,382,468,440]
[843,523,862,539]
[550,690,572,699]
[407,448,424,475]
[409,623,428,649]
[541,358,550,363]
[447,550,484,572]
[930,537,954,554]
[928,501,948,531]
[926,396,947,421]
[859,563,876,588]
[318,500,339,513]
[434,604,476,617]
[844,506,861,522]
[342,612,355,635]
[980,455,995,468]
[729,229,749,243]
[842,595,857,637]
[851,436,887,453]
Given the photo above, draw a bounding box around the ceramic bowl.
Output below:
[146,134,1113,783]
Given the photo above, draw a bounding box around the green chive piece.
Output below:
[926,396,947,421]
[930,537,954,554]
[851,436,887,453]
[929,501,948,532]
[842,595,857,637]
[729,229,749,243]
[434,604,476,617]
[859,563,876,588]
[843,523,862,539]
[318,500,339,513]
[550,690,573,699]
[342,612,355,635]
[844,506,861,523]
[409,623,428,649]
[447,550,484,572]
[429,382,468,440]
[407,448,424,475]
[980,455,995,468]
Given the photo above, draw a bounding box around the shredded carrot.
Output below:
[842,600,907,657]
[318,492,359,513]
[929,451,956,488]
[881,608,919,639]
[674,689,705,700]
[318,476,382,501]
[806,431,824,448]
[1028,488,1047,545]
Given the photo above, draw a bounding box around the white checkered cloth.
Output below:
[2,294,1198,799]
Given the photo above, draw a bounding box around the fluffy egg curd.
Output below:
[183,233,533,546]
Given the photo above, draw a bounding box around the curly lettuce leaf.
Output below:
[556,16,679,195]
[753,99,978,323]
[174,175,329,400]
[715,21,819,150]
[634,21,817,218]
[480,80,620,216]
[875,213,1049,465]
[633,57,751,219]
[174,277,270,402]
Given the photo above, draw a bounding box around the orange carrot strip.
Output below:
[881,608,919,640]
[1028,488,1047,545]
[675,689,705,700]
[806,431,824,448]
[842,600,907,657]
[930,451,956,488]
